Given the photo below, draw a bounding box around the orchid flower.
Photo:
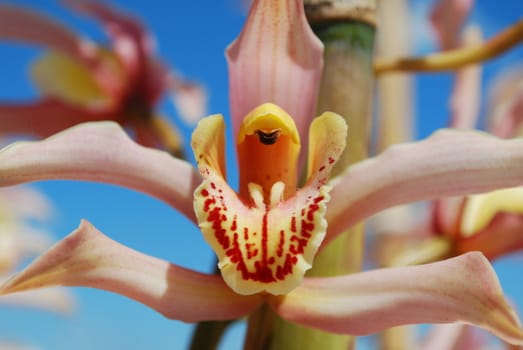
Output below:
[2,0,523,345]
[0,1,206,154]
[378,1,523,267]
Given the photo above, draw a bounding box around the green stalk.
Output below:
[268,12,376,350]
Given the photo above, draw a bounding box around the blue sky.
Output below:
[0,1,522,349]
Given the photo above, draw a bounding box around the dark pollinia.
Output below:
[255,129,281,145]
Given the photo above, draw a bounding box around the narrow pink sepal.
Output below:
[226,0,323,141]
[326,130,523,247]
[0,220,262,322]
[0,122,199,222]
[430,0,474,50]
[271,252,523,345]
[0,4,94,61]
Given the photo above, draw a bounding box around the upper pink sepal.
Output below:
[226,0,323,142]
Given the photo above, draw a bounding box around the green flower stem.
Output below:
[268,20,376,350]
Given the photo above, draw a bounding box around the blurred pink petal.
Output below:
[65,0,153,83]
[10,227,53,260]
[0,99,115,138]
[430,0,475,50]
[0,4,95,61]
[0,343,38,350]
[0,285,75,315]
[166,74,208,124]
[449,26,483,129]
[271,252,523,344]
[0,220,262,322]
[0,122,199,221]
[432,197,465,239]
[226,0,323,142]
[325,130,523,247]
[0,187,53,221]
[488,65,523,138]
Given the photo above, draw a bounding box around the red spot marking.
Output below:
[314,196,324,204]
[301,219,314,239]
[230,217,237,231]
[204,197,216,212]
[276,253,296,280]
[290,235,307,254]
[246,243,258,259]
[201,189,209,197]
[277,230,285,257]
[328,157,335,164]
[290,216,297,232]
[319,165,326,172]
[261,213,268,263]
[210,182,216,190]
[244,229,249,240]
[207,205,230,249]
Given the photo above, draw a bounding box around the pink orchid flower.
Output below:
[1,0,523,344]
[379,1,523,265]
[0,1,206,151]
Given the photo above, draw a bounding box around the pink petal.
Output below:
[0,122,199,221]
[0,4,95,61]
[0,220,262,322]
[0,99,115,138]
[326,130,523,247]
[271,252,523,345]
[226,0,324,142]
[430,0,475,50]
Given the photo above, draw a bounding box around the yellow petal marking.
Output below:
[460,186,523,237]
[30,50,108,106]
